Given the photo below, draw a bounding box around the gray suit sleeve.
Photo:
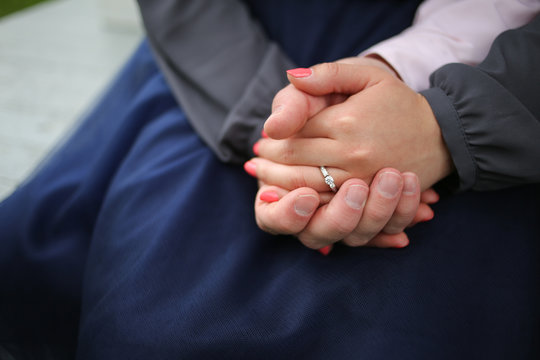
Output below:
[421,16,540,192]
[136,0,296,164]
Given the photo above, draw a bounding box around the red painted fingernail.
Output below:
[253,142,260,156]
[260,191,280,203]
[394,239,410,248]
[422,211,435,222]
[243,161,257,177]
[261,130,268,139]
[318,245,332,256]
[286,68,312,78]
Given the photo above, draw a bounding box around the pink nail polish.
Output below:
[421,211,435,222]
[253,142,260,156]
[318,245,332,256]
[243,161,257,177]
[261,130,268,139]
[260,191,280,203]
[393,239,410,248]
[286,68,312,78]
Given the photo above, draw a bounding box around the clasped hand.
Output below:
[246,60,453,253]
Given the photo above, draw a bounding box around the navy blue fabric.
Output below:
[1,1,540,359]
[245,0,422,66]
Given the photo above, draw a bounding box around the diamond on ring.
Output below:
[320,166,337,193]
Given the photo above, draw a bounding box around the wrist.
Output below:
[336,55,400,79]
[362,54,401,80]
[418,94,455,188]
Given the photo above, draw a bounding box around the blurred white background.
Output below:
[0,0,143,200]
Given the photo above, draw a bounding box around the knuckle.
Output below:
[255,216,277,235]
[383,223,405,235]
[297,232,325,250]
[389,201,418,228]
[343,233,371,247]
[261,217,292,235]
[344,144,371,168]
[255,162,268,180]
[325,216,354,239]
[255,208,292,235]
[323,62,341,79]
[364,205,392,224]
[290,168,309,189]
[274,85,292,103]
[393,206,414,222]
[334,115,356,132]
[278,141,296,164]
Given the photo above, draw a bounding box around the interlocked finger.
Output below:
[382,172,421,234]
[256,137,342,167]
[296,179,369,249]
[255,185,320,235]
[342,169,403,247]
[246,157,350,192]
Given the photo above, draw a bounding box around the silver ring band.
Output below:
[320,166,337,193]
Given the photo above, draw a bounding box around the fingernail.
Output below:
[294,194,318,216]
[377,172,401,198]
[394,239,410,248]
[253,142,260,156]
[243,161,257,177]
[286,68,312,78]
[345,184,368,210]
[318,245,332,256]
[260,191,280,203]
[403,173,417,195]
[422,210,435,222]
[261,130,268,139]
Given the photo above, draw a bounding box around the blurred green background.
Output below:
[0,0,52,18]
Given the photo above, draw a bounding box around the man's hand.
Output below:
[253,168,437,253]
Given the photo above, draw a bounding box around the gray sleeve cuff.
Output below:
[421,87,476,192]
[220,44,296,162]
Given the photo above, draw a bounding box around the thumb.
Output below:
[264,84,341,139]
[255,185,320,235]
[286,62,389,96]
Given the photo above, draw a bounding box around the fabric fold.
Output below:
[422,16,540,191]
[137,0,295,163]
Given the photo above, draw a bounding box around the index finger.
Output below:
[264,84,345,139]
[255,184,320,236]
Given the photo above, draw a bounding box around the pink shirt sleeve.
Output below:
[361,0,540,91]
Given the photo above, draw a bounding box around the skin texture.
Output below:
[258,63,453,191]
[249,60,448,252]
[253,168,438,251]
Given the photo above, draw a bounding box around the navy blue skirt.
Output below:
[1,1,539,359]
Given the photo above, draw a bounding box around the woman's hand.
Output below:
[258,62,454,191]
